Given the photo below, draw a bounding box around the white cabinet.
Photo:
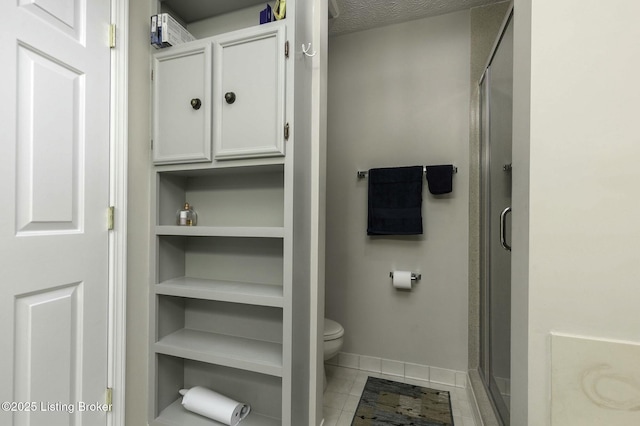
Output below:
[153,43,212,164]
[214,25,287,160]
[152,23,287,165]
[148,4,321,424]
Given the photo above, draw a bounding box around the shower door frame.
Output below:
[479,5,514,425]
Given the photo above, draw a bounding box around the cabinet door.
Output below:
[153,43,212,164]
[214,25,286,160]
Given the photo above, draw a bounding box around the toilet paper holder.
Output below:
[389,272,421,281]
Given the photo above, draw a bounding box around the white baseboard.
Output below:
[326,351,468,388]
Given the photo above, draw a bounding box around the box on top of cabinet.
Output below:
[152,13,195,49]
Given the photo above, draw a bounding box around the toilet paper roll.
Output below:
[179,386,251,426]
[392,270,412,290]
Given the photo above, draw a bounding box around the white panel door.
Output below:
[0,0,111,425]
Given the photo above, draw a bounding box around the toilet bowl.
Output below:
[323,318,344,391]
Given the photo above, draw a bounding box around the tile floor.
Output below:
[323,364,478,426]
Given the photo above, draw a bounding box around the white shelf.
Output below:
[152,159,285,173]
[153,399,281,426]
[156,277,283,307]
[156,225,285,238]
[154,328,283,377]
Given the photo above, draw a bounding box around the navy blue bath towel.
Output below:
[425,165,454,195]
[367,166,423,235]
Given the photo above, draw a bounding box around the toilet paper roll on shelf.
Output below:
[390,271,421,290]
[179,386,251,426]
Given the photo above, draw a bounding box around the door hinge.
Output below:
[105,387,113,411]
[108,206,115,230]
[285,41,289,58]
[151,69,154,81]
[109,24,116,48]
[284,122,290,141]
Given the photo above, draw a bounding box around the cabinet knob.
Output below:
[190,98,202,110]
[224,92,236,104]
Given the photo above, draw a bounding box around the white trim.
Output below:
[327,352,469,388]
[108,0,129,425]
[310,0,328,424]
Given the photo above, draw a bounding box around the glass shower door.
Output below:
[480,13,513,425]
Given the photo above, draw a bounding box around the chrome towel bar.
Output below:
[357,165,457,179]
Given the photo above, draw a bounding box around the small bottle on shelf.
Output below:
[177,202,197,226]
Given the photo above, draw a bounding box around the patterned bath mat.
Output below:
[351,377,454,426]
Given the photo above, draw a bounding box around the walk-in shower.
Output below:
[479,8,513,425]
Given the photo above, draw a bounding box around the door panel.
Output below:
[153,43,212,164]
[16,44,82,233]
[14,284,82,425]
[0,0,111,424]
[214,25,286,160]
[18,0,82,40]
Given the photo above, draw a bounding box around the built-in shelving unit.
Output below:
[150,163,291,424]
[148,4,295,422]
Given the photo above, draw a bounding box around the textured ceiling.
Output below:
[161,0,507,36]
[329,0,507,36]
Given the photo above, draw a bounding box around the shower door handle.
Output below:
[500,207,512,252]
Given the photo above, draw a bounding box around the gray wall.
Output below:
[326,10,470,371]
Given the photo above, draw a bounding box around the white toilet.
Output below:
[323,318,344,391]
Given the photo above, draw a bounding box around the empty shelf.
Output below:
[156,277,283,307]
[154,329,283,377]
[156,225,285,238]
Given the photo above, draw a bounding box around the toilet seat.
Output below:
[324,318,344,341]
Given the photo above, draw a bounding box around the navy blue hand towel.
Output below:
[367,166,423,235]
[425,165,454,195]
